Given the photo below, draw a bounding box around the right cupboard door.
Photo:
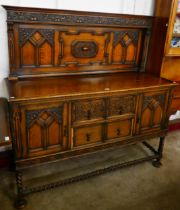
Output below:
[139,91,168,133]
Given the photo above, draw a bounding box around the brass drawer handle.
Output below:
[82,46,89,51]
[86,133,91,141]
[117,128,121,136]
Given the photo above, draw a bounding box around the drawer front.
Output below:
[72,99,105,123]
[107,119,133,140]
[73,125,103,147]
[108,95,136,117]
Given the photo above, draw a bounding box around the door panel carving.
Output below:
[140,94,165,131]
[59,30,110,66]
[19,28,54,67]
[18,103,68,158]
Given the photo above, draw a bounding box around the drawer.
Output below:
[73,125,103,147]
[108,95,136,117]
[107,119,133,140]
[72,99,105,123]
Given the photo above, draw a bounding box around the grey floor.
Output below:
[0,131,180,210]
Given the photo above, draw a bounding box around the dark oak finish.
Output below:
[3,5,152,79]
[2,6,177,209]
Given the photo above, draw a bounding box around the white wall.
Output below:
[0,0,155,98]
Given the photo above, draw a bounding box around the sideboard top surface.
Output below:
[6,72,176,102]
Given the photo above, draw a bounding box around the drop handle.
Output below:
[117,128,121,136]
[82,46,89,51]
[86,133,91,141]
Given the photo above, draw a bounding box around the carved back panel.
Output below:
[4,6,152,79]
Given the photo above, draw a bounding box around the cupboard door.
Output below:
[140,92,166,132]
[13,102,68,159]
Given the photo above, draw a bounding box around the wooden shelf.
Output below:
[172,33,180,37]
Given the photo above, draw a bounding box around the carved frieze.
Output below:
[7,10,152,28]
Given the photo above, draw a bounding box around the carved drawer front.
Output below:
[73,125,103,147]
[72,99,105,123]
[140,92,166,132]
[107,119,133,140]
[108,95,136,117]
[13,102,68,159]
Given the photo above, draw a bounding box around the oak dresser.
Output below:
[3,5,177,208]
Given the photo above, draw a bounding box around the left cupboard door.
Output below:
[12,101,69,159]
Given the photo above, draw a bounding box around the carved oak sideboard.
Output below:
[3,6,177,209]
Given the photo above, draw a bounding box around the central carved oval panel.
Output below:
[71,40,98,58]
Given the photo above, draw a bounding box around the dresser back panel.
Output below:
[4,6,152,79]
